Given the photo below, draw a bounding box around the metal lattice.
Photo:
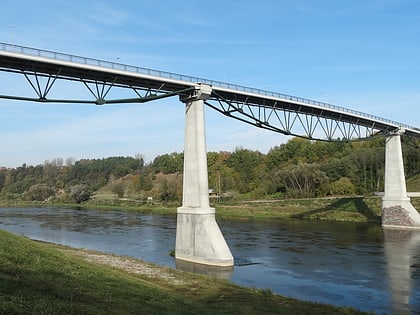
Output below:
[205,94,386,141]
[1,41,419,142]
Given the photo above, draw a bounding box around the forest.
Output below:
[0,136,419,204]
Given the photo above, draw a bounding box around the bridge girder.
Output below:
[0,65,194,105]
[0,65,400,142]
[0,41,419,142]
[205,93,391,141]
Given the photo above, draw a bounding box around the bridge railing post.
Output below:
[382,129,420,228]
[175,83,234,266]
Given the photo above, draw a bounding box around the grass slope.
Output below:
[215,196,383,223]
[0,230,369,315]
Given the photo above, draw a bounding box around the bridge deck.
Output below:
[0,42,419,138]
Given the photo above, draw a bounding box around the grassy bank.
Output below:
[214,196,384,222]
[0,230,369,314]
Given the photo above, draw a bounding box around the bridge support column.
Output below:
[382,130,420,228]
[175,83,234,266]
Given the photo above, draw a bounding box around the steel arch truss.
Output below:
[206,93,388,142]
[0,68,194,105]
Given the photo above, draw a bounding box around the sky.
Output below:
[0,0,419,168]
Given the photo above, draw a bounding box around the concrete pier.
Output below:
[175,84,234,266]
[382,130,420,228]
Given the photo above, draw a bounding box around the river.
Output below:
[0,207,419,314]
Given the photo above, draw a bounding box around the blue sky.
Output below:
[0,0,419,167]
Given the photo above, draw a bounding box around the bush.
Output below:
[112,183,124,198]
[330,177,355,195]
[26,184,56,201]
[69,184,90,203]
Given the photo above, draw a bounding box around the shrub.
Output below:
[26,184,56,201]
[69,184,90,203]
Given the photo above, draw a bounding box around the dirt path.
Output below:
[63,248,186,285]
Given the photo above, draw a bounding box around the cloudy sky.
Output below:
[0,0,419,167]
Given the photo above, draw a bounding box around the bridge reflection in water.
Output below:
[176,259,233,280]
[176,222,420,314]
[384,228,420,314]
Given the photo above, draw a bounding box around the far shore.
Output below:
[0,195,396,224]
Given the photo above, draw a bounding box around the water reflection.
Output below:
[0,207,419,314]
[383,228,420,314]
[175,259,233,280]
[221,219,393,313]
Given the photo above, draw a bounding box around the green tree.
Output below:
[69,184,90,204]
[152,152,183,174]
[275,163,329,198]
[208,151,232,195]
[225,148,262,193]
[0,170,6,193]
[112,183,125,198]
[330,177,355,195]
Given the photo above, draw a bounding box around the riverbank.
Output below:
[0,229,369,314]
[215,196,385,222]
[0,195,387,223]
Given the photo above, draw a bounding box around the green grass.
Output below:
[0,230,370,314]
[214,196,383,223]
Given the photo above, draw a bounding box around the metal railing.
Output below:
[0,41,417,131]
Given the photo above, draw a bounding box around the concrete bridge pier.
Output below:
[175,83,234,267]
[382,129,420,228]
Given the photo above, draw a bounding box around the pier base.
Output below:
[175,84,234,266]
[382,131,420,229]
[176,208,234,266]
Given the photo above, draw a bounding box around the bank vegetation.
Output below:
[0,137,419,219]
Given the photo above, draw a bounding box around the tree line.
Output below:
[0,137,419,203]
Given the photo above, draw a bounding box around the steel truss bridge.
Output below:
[0,42,419,141]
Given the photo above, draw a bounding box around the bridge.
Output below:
[1,42,419,266]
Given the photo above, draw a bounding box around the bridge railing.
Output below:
[0,42,416,131]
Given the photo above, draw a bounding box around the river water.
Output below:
[0,207,419,314]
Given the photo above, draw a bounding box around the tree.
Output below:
[275,163,329,198]
[65,157,76,167]
[208,151,231,195]
[132,173,153,192]
[112,164,131,178]
[112,182,124,198]
[330,177,355,195]
[134,153,145,168]
[225,148,262,193]
[0,170,6,192]
[152,152,183,174]
[26,184,56,201]
[69,184,90,203]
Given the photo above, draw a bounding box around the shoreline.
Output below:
[0,230,370,314]
[0,195,385,223]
